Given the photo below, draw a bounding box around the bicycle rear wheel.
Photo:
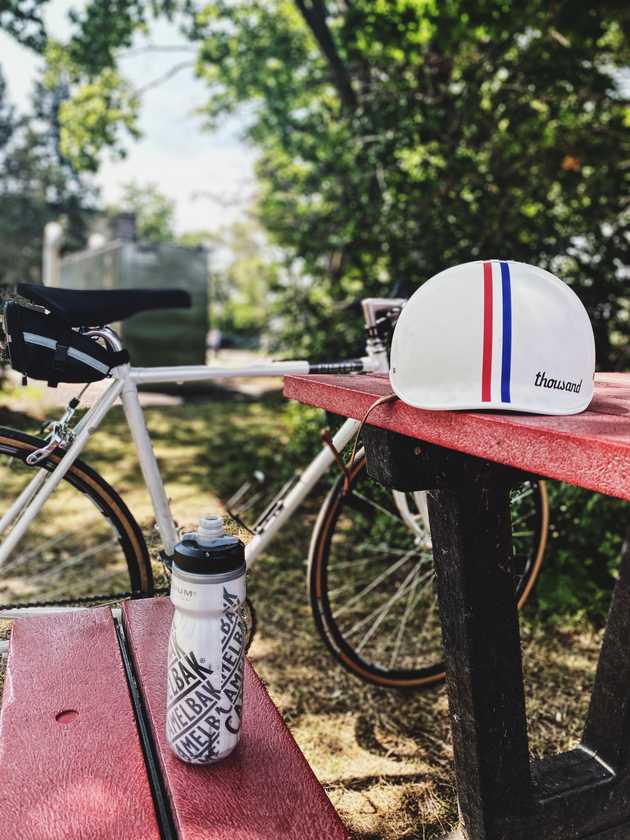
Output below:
[0,428,153,609]
[308,451,548,689]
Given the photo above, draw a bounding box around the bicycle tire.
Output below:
[308,452,548,689]
[0,427,153,607]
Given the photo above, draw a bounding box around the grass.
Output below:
[0,383,608,839]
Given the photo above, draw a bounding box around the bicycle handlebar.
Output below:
[308,359,367,375]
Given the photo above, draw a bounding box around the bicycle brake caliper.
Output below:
[26,397,80,466]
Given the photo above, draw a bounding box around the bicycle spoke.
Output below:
[313,462,545,686]
[0,433,146,608]
[344,565,433,642]
[333,549,418,619]
[33,538,118,581]
[45,563,127,600]
[326,556,392,578]
[388,569,440,667]
[511,511,535,529]
[9,524,106,571]
[388,572,422,669]
[350,491,401,522]
[510,487,534,506]
[328,544,432,600]
[354,564,424,654]
[417,595,439,649]
[327,547,434,599]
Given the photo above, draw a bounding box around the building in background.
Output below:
[50,214,208,367]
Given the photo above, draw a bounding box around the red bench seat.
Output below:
[0,608,160,840]
[0,600,349,840]
[122,597,348,840]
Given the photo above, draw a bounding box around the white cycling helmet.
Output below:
[390,260,595,415]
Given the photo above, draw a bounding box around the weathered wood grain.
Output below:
[285,376,630,840]
[583,524,630,769]
[0,608,160,840]
[419,449,532,838]
[122,597,349,840]
[283,372,630,501]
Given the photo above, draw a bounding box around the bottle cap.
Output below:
[197,515,225,546]
[173,515,245,575]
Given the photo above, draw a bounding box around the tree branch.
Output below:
[293,0,357,111]
[135,61,196,95]
[120,45,197,58]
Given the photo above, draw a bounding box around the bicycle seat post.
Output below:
[82,326,125,354]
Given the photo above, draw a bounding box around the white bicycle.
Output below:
[0,283,548,688]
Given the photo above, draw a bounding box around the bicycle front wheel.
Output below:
[0,427,153,609]
[308,451,548,689]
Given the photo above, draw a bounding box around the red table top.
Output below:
[283,372,630,501]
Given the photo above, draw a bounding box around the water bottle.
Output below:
[166,515,246,764]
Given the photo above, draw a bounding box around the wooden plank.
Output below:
[0,608,160,840]
[283,372,630,501]
[362,425,527,492]
[359,421,630,839]
[424,456,532,839]
[122,597,349,840]
[530,749,613,801]
[583,533,630,771]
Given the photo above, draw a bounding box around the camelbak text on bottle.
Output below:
[166,515,246,764]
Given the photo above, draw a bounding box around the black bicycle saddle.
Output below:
[17,283,191,327]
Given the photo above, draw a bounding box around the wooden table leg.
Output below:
[583,531,630,769]
[363,427,532,838]
[363,427,630,840]
[426,467,532,839]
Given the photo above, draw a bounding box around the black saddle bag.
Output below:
[3,302,129,387]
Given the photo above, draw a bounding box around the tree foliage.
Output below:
[3,2,627,362]
[211,220,278,344]
[0,1,48,52]
[187,1,630,364]
[1,0,629,618]
[109,180,177,242]
[0,66,93,289]
[180,219,279,345]
[39,41,141,173]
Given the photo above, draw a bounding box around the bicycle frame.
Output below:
[0,357,377,570]
[0,295,425,581]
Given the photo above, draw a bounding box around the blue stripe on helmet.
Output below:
[500,261,512,403]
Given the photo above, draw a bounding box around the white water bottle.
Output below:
[166,515,246,764]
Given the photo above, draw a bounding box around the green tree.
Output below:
[4,3,627,361]
[214,219,278,344]
[109,180,176,243]
[0,1,48,52]
[187,1,630,364]
[0,66,93,289]
[41,40,140,173]
[180,218,279,345]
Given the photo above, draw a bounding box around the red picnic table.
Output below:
[0,598,349,840]
[284,371,630,840]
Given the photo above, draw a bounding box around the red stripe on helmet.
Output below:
[481,261,493,402]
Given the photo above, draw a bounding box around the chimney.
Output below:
[112,212,136,242]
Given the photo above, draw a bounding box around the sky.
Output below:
[0,1,257,236]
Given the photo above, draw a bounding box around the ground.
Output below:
[0,378,606,839]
